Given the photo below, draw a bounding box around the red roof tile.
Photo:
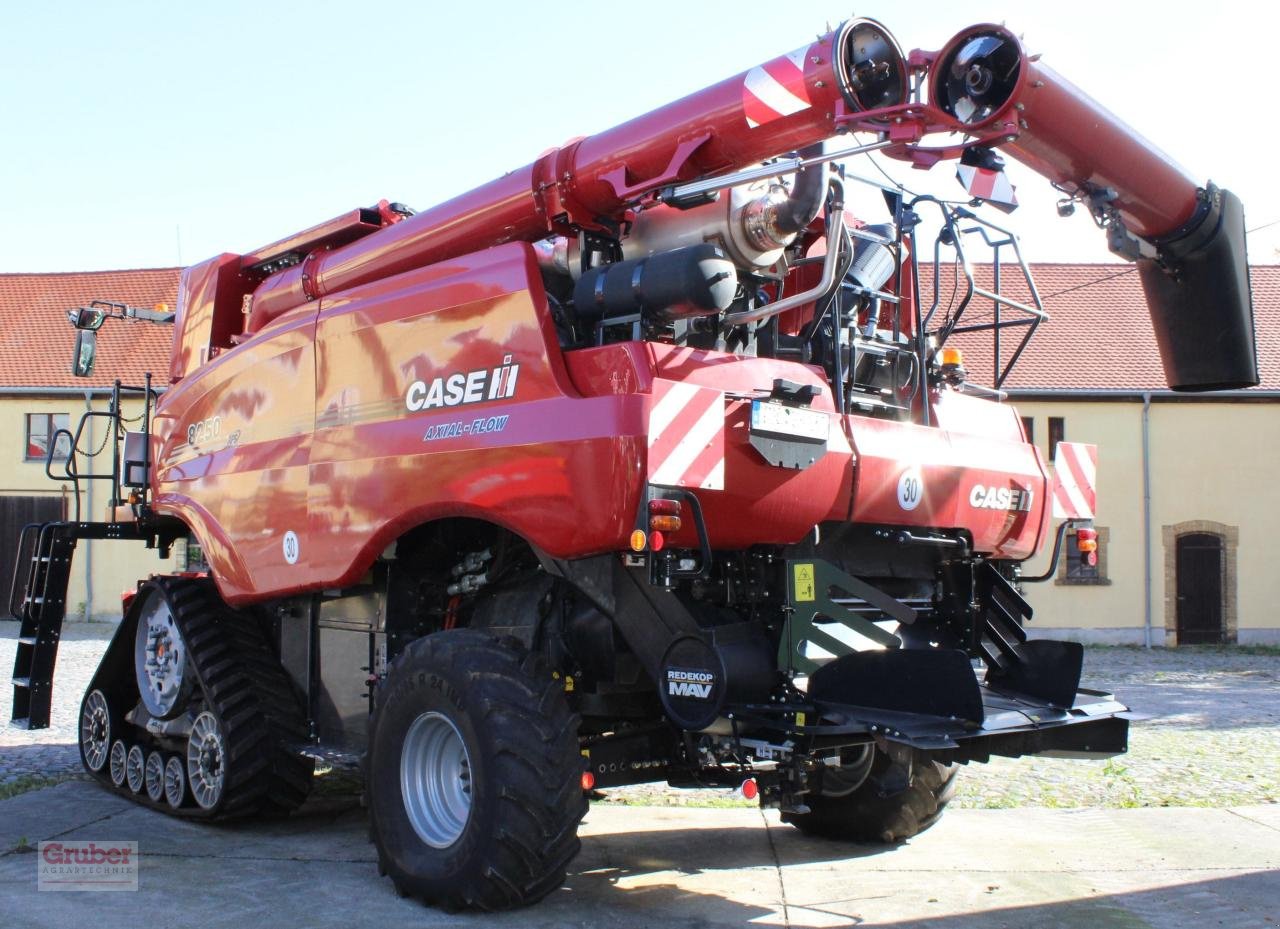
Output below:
[0,263,1274,393]
[937,264,1279,392]
[0,269,180,390]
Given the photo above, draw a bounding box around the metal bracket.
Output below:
[781,558,908,675]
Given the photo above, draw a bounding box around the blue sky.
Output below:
[2,0,1275,272]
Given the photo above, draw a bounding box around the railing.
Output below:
[44,375,157,522]
[914,196,1048,389]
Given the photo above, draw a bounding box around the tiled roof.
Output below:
[0,262,1274,393]
[937,264,1279,392]
[0,268,180,389]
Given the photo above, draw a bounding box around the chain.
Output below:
[76,424,112,459]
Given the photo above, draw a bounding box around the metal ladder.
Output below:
[9,522,79,729]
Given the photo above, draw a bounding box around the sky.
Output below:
[1,0,1277,273]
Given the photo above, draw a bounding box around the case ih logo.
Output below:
[405,355,520,412]
[667,668,715,700]
[969,484,1034,512]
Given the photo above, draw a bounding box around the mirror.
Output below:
[71,306,108,330]
[72,329,97,377]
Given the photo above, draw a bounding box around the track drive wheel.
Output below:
[367,630,586,911]
[782,747,958,844]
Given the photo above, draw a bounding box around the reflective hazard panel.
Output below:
[793,563,816,602]
[1052,442,1098,519]
[647,380,726,490]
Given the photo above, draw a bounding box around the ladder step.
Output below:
[18,636,37,646]
[13,677,30,688]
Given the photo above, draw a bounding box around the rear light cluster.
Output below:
[1076,525,1098,566]
[629,497,685,552]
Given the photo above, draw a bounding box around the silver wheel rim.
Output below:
[164,756,186,808]
[126,745,146,793]
[134,588,189,719]
[109,740,128,787]
[80,690,111,771]
[187,711,226,809]
[145,751,166,802]
[400,711,473,848]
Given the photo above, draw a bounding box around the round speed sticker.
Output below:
[282,531,300,565]
[896,467,924,511]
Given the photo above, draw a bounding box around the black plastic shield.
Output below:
[1139,188,1258,391]
[809,648,986,724]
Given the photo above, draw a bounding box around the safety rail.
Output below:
[914,196,1048,389]
[44,375,157,522]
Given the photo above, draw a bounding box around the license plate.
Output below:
[750,400,829,442]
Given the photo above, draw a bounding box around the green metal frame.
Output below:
[781,559,905,675]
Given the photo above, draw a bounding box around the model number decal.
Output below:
[423,415,510,442]
[969,484,1034,512]
[187,416,221,446]
[405,355,520,412]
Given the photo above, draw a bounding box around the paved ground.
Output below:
[1,781,1277,928]
[3,624,1279,810]
[2,623,1278,925]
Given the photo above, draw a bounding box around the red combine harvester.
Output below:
[11,19,1256,910]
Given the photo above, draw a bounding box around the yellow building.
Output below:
[0,269,182,620]
[958,264,1279,645]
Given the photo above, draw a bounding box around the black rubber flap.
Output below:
[985,639,1083,709]
[809,648,984,725]
[1139,188,1258,391]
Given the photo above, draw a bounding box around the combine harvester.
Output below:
[10,18,1255,910]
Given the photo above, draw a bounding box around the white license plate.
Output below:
[750,400,829,441]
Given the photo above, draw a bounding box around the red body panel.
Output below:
[154,245,1052,605]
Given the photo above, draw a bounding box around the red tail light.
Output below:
[649,498,683,533]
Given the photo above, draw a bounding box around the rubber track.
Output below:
[82,576,312,819]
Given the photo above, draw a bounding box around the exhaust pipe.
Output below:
[931,25,1258,391]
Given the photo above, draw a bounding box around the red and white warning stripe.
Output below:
[742,47,812,129]
[648,380,725,490]
[956,164,1019,211]
[1052,442,1097,519]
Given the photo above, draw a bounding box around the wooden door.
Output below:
[1176,533,1223,644]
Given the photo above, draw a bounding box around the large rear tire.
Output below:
[367,630,586,911]
[782,747,958,844]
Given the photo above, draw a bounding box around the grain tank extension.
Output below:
[11,18,1255,911]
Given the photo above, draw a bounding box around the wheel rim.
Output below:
[80,690,111,771]
[187,711,226,810]
[109,740,128,787]
[134,588,189,719]
[400,711,473,848]
[144,751,166,801]
[164,756,186,809]
[126,745,146,793]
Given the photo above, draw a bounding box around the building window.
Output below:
[25,414,71,462]
[1056,526,1111,586]
[1020,416,1034,446]
[185,540,210,573]
[1048,416,1065,454]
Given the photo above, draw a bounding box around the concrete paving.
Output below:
[1,781,1276,928]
